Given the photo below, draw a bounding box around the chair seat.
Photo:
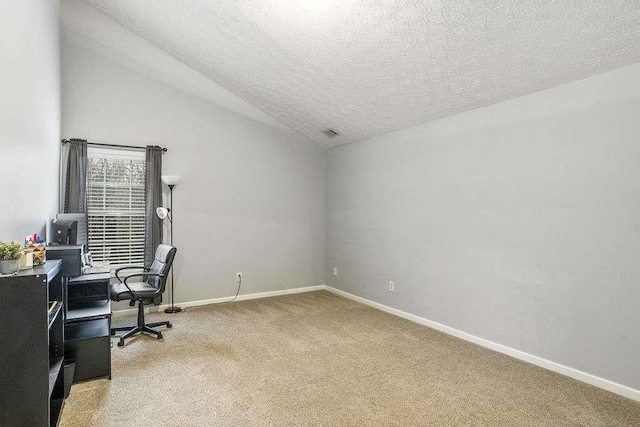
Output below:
[110,282,159,301]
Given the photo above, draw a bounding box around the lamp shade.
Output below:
[294,0,317,11]
[156,207,170,219]
[162,175,181,186]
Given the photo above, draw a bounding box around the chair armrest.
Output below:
[121,273,165,299]
[115,265,149,283]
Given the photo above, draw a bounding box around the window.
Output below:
[87,147,146,266]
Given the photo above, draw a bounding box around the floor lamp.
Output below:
[157,174,181,314]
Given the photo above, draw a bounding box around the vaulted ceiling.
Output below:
[82,0,640,149]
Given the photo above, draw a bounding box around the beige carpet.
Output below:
[60,290,640,426]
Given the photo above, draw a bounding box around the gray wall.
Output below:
[62,27,325,305]
[0,0,61,240]
[326,64,640,391]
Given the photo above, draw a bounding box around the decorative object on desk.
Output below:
[25,233,46,265]
[0,241,24,275]
[20,250,33,270]
[158,174,181,313]
[29,244,46,264]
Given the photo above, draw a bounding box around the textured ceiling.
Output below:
[82,0,640,149]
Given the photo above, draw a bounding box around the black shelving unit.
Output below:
[65,272,112,382]
[0,260,66,426]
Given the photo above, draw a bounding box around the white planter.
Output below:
[0,259,20,275]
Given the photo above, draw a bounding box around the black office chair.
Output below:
[110,244,177,346]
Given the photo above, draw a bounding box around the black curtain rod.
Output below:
[61,139,167,152]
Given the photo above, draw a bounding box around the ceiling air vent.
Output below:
[321,129,339,138]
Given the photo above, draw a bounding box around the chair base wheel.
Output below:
[111,299,172,346]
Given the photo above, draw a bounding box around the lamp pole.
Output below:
[165,184,181,313]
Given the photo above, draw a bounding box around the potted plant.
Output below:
[0,241,25,275]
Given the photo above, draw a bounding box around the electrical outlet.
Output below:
[333,267,338,276]
[388,281,395,292]
[236,272,243,282]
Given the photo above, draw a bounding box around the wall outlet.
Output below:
[388,281,395,292]
[333,267,338,276]
[236,272,243,282]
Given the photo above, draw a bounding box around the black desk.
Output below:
[65,273,112,382]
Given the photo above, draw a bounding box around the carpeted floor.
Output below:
[60,290,640,426]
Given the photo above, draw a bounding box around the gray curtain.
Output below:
[61,139,87,213]
[144,146,163,267]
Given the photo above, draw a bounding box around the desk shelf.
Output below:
[48,301,63,329]
[48,357,64,398]
[67,300,111,322]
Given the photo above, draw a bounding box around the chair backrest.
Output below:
[147,244,177,292]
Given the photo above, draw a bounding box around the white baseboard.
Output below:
[324,286,640,402]
[112,284,325,318]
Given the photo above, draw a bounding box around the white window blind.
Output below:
[87,147,146,267]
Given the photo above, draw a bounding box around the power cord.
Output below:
[179,277,242,312]
[224,277,242,304]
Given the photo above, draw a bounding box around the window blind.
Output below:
[86,147,146,267]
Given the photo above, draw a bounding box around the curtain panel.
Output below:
[60,139,88,213]
[144,146,163,267]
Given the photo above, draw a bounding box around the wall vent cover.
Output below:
[321,129,339,138]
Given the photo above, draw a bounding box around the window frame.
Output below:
[86,147,147,268]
